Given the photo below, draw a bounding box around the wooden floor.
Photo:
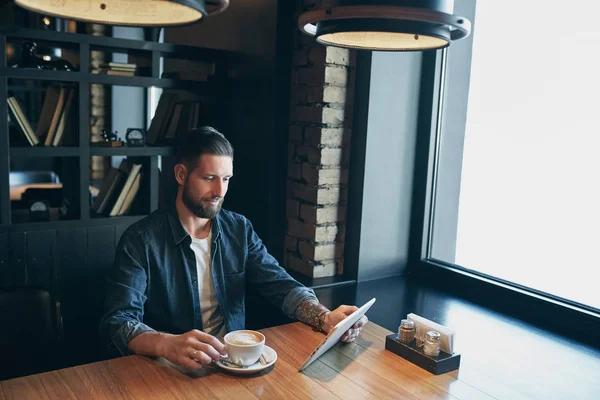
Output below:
[313,275,600,400]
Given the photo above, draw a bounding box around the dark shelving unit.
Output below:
[10,146,81,157]
[1,67,215,90]
[2,68,80,82]
[0,25,232,62]
[0,25,233,229]
[89,146,177,157]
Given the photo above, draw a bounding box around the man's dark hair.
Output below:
[175,126,234,169]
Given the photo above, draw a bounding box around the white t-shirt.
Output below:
[189,232,226,338]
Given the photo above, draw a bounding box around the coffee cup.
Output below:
[223,330,265,367]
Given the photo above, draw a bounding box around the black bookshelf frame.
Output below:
[0,25,231,228]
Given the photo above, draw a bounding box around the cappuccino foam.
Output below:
[227,332,262,346]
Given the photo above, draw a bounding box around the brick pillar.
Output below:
[285,1,356,278]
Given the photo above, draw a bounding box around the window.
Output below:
[426,1,600,311]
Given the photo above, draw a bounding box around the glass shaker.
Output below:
[423,330,441,357]
[398,319,416,344]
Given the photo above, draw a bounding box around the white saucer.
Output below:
[214,345,277,375]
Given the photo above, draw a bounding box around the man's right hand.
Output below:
[158,330,227,369]
[129,329,226,370]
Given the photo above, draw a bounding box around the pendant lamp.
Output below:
[15,0,229,27]
[299,0,471,51]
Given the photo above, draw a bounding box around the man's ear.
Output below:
[174,163,188,186]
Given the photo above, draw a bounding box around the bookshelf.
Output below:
[0,24,238,370]
[0,25,233,229]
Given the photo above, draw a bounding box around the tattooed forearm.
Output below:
[295,299,330,331]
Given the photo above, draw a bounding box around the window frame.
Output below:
[406,45,600,348]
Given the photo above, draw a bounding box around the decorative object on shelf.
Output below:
[10,42,76,71]
[126,128,146,147]
[29,200,51,222]
[15,0,230,27]
[103,130,119,142]
[59,197,71,219]
[10,41,42,69]
[94,129,124,147]
[41,16,53,30]
[298,0,471,51]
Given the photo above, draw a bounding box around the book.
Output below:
[146,92,208,145]
[35,85,61,140]
[7,96,38,146]
[109,163,142,217]
[101,62,137,69]
[176,102,193,138]
[100,69,136,76]
[52,88,75,146]
[186,102,195,132]
[164,103,183,140]
[91,168,125,215]
[146,93,175,145]
[44,87,67,146]
[106,66,137,72]
[191,102,201,130]
[116,172,141,216]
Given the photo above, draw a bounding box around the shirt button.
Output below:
[192,279,198,284]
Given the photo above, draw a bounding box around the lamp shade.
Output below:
[299,0,471,51]
[15,0,229,27]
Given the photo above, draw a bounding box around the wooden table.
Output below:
[0,322,478,399]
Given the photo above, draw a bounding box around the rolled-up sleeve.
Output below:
[98,230,154,355]
[281,286,319,319]
[245,220,318,318]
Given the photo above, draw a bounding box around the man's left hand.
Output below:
[322,305,368,343]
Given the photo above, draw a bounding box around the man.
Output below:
[100,126,367,370]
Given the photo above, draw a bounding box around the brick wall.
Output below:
[285,1,356,278]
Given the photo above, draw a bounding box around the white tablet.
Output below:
[299,297,376,372]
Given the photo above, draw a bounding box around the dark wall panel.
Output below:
[25,230,55,289]
[57,228,87,296]
[57,227,87,344]
[86,226,116,325]
[0,232,7,283]
[1,221,133,368]
[8,232,26,285]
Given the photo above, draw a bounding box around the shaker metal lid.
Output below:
[400,319,415,328]
[425,330,441,341]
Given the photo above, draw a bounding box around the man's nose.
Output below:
[212,181,226,198]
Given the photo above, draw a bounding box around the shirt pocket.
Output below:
[223,270,246,307]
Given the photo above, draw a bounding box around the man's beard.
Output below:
[182,181,223,219]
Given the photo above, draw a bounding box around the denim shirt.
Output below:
[99,206,317,356]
